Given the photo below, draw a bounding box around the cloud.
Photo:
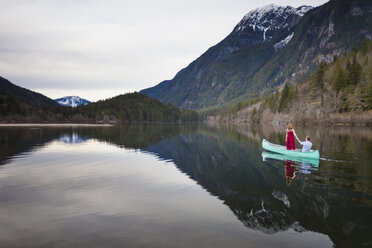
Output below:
[0,0,328,101]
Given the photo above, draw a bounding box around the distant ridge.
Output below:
[0,76,57,106]
[0,76,198,123]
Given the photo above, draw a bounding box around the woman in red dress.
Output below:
[285,124,299,150]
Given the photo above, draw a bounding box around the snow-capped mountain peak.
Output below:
[54,96,91,107]
[295,5,313,16]
[234,4,313,41]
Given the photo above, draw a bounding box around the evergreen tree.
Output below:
[347,56,362,85]
[250,107,258,123]
[313,62,327,89]
[365,63,372,109]
[265,92,278,113]
[332,63,347,92]
[278,83,290,112]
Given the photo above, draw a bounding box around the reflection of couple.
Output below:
[285,160,312,186]
[285,124,312,152]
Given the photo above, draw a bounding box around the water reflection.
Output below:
[0,124,371,248]
[261,151,318,186]
[262,151,320,167]
[58,133,88,144]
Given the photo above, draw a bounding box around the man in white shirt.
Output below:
[298,136,312,152]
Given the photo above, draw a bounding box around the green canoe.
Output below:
[262,139,320,159]
[262,151,319,167]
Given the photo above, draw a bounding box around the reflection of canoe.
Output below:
[262,151,319,167]
[262,139,319,159]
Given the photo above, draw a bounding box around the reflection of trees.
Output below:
[211,124,372,195]
[145,127,371,248]
[0,124,371,247]
[0,125,197,166]
[74,124,197,149]
[0,127,63,166]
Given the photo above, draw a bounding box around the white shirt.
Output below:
[300,140,312,152]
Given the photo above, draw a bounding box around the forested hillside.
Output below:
[74,92,198,123]
[0,76,58,106]
[206,39,372,124]
[0,84,198,123]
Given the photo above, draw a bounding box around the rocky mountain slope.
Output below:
[206,39,372,125]
[141,0,372,110]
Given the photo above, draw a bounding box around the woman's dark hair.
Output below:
[306,136,311,141]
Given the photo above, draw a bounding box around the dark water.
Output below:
[0,124,371,248]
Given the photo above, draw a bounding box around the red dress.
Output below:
[285,160,295,178]
[286,130,296,150]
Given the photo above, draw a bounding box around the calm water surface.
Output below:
[0,124,371,248]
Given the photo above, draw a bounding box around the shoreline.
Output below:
[0,123,114,127]
[205,109,372,126]
[205,120,372,126]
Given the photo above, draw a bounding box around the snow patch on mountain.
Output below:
[274,32,294,50]
[236,198,306,234]
[235,4,312,41]
[54,96,91,107]
[296,5,313,16]
[272,190,290,207]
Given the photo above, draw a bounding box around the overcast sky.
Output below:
[0,0,328,101]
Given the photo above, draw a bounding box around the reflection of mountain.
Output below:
[0,125,197,165]
[0,128,62,166]
[146,130,300,234]
[145,128,371,248]
[0,125,371,247]
[58,133,88,144]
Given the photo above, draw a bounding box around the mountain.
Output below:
[0,76,57,106]
[141,0,372,109]
[141,4,311,107]
[206,39,372,125]
[0,76,198,123]
[55,96,91,107]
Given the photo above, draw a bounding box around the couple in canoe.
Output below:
[285,124,312,152]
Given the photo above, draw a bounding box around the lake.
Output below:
[0,124,371,248]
